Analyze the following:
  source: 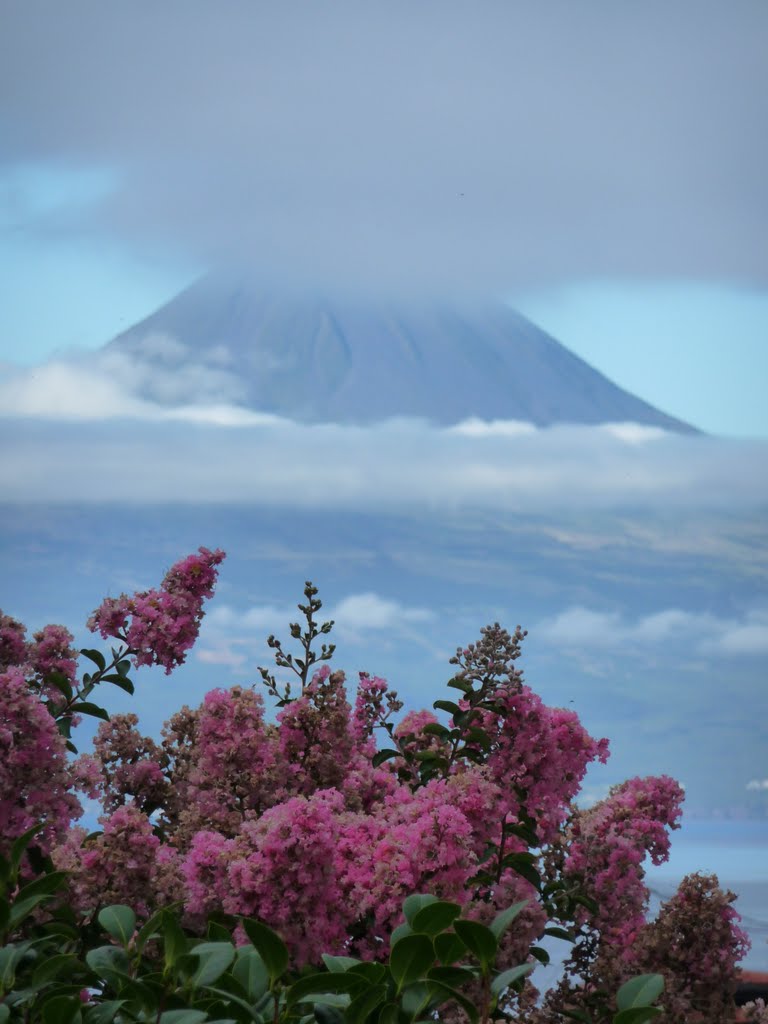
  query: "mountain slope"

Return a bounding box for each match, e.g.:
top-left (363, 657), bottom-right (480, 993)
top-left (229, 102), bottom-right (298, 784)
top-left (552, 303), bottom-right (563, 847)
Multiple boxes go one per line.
top-left (107, 275), bottom-right (697, 431)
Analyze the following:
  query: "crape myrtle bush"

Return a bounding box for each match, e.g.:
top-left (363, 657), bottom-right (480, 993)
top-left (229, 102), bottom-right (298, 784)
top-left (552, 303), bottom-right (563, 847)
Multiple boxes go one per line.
top-left (0, 547), bottom-right (751, 1023)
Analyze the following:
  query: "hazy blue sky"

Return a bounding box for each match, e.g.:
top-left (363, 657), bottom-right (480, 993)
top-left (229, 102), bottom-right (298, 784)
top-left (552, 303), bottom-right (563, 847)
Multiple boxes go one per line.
top-left (1, 1), bottom-right (767, 435)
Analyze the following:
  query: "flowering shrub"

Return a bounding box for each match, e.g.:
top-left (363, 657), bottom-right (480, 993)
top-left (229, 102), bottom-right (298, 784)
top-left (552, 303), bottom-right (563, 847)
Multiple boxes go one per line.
top-left (0, 551), bottom-right (754, 1023)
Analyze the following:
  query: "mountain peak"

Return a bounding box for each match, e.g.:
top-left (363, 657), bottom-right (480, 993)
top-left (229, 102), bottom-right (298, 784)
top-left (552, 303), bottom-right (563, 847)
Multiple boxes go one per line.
top-left (108, 276), bottom-right (697, 432)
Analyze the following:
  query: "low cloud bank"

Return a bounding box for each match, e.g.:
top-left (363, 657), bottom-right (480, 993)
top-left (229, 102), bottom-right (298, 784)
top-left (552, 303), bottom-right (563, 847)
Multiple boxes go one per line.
top-left (1, 350), bottom-right (766, 511)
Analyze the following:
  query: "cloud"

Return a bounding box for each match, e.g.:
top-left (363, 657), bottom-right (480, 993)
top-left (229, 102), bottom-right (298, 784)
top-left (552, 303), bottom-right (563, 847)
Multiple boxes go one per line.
top-left (196, 593), bottom-right (437, 672)
top-left (332, 593), bottom-right (435, 631)
top-left (1, 1), bottom-right (766, 293)
top-left (0, 349), bottom-right (286, 425)
top-left (536, 606), bottom-right (768, 658)
top-left (746, 779), bottom-right (768, 792)
top-left (1, 358), bottom-right (767, 517)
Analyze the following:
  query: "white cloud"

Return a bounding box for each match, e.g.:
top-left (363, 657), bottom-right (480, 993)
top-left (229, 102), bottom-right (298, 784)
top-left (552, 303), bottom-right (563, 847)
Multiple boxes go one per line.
top-left (332, 593), bottom-right (435, 631)
top-left (717, 611), bottom-right (768, 655)
top-left (448, 418), bottom-right (537, 438)
top-left (536, 606), bottom-right (768, 658)
top-left (746, 779), bottom-right (768, 792)
top-left (196, 645), bottom-right (247, 669)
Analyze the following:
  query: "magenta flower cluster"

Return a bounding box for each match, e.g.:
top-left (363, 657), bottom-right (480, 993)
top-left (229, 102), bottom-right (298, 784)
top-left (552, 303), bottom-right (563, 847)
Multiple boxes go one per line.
top-left (87, 546), bottom-right (225, 673)
top-left (0, 546), bottom-right (755, 1019)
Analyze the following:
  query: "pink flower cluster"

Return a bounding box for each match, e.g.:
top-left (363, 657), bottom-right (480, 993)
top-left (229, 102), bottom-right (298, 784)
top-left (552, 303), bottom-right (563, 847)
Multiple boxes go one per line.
top-left (0, 612), bottom-right (28, 671)
top-left (1, 547), bottom-right (751, 1016)
top-left (185, 686), bottom-right (281, 832)
top-left (0, 613), bottom-right (78, 699)
top-left (0, 666), bottom-right (82, 860)
top-left (635, 872), bottom-right (751, 1021)
top-left (87, 546), bottom-right (225, 673)
top-left (55, 804), bottom-right (161, 918)
top-left (483, 685), bottom-right (611, 844)
top-left (565, 775), bottom-right (685, 950)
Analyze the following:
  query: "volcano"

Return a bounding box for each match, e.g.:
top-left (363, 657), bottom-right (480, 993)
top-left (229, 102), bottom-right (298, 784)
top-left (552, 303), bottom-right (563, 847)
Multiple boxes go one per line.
top-left (107, 275), bottom-right (696, 431)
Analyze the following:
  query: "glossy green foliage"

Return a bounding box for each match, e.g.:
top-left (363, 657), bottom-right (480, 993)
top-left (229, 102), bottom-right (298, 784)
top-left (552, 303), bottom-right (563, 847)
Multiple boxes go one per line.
top-left (0, 836), bottom-right (665, 1024)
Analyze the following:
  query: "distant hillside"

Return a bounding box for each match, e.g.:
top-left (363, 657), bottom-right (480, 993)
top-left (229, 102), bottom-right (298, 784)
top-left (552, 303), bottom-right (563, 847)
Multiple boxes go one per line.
top-left (108, 275), bottom-right (697, 431)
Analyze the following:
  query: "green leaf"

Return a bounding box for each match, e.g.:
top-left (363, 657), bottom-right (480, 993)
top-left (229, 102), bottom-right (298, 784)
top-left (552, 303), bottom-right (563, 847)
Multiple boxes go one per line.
top-left (378, 1005), bottom-right (400, 1024)
top-left (135, 903), bottom-right (181, 956)
top-left (233, 946), bottom-right (269, 1000)
top-left (98, 905), bottom-right (136, 946)
top-left (286, 972), bottom-right (364, 1009)
top-left (427, 965), bottom-right (476, 988)
top-left (348, 962), bottom-right (387, 985)
top-left (10, 871), bottom-right (68, 927)
top-left (530, 945), bottom-right (550, 965)
top-left (425, 980), bottom-right (479, 1024)
top-left (613, 1010), bottom-right (662, 1024)
top-left (433, 700), bottom-right (463, 718)
top-left (371, 749), bottom-right (401, 768)
top-left (47, 669), bottom-right (74, 701)
top-left (346, 984), bottom-right (387, 1024)
top-left (446, 677), bottom-right (472, 693)
top-left (321, 954), bottom-right (362, 973)
top-left (9, 825), bottom-right (44, 880)
top-left (31, 953), bottom-right (83, 987)
top-left (452, 920), bottom-right (497, 971)
top-left (240, 918), bottom-right (289, 984)
top-left (196, 982), bottom-right (260, 1020)
top-left (489, 899), bottom-right (528, 941)
top-left (574, 893), bottom-right (599, 915)
top-left (102, 674), bottom-right (135, 695)
top-left (162, 910), bottom-right (189, 971)
top-left (501, 853), bottom-right (541, 889)
top-left (411, 900), bottom-right (461, 937)
top-left (158, 1012), bottom-right (209, 1024)
top-left (83, 1002), bottom-right (127, 1024)
top-left (434, 931), bottom-right (467, 965)
top-left (402, 893), bottom-right (438, 925)
top-left (399, 980), bottom-right (430, 1019)
top-left (189, 941), bottom-right (235, 987)
top-left (543, 925), bottom-right (574, 942)
top-left (0, 1004), bottom-right (9, 1024)
top-left (616, 974), bottom-right (664, 1011)
top-left (421, 723), bottom-right (450, 739)
top-left (504, 821), bottom-right (539, 846)
top-left (207, 920), bottom-right (232, 943)
top-left (85, 944), bottom-right (131, 983)
top-left (0, 898), bottom-right (9, 935)
top-left (0, 943), bottom-right (25, 989)
top-left (81, 648), bottom-right (107, 671)
top-left (490, 962), bottom-right (535, 997)
top-left (73, 701), bottom-right (110, 722)
top-left (389, 922), bottom-right (414, 945)
top-left (41, 994), bottom-right (83, 1024)
top-left (388, 934), bottom-right (435, 992)
top-left (314, 1006), bottom-right (345, 1024)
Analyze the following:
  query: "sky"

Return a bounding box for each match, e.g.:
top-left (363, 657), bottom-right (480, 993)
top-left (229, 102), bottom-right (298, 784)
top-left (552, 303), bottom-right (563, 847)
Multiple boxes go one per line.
top-left (1, 0), bottom-right (767, 854)
top-left (1, 1), bottom-right (767, 435)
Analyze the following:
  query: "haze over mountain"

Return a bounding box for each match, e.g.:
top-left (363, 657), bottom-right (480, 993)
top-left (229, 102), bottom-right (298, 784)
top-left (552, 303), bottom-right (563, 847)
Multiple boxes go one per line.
top-left (108, 275), bottom-right (695, 431)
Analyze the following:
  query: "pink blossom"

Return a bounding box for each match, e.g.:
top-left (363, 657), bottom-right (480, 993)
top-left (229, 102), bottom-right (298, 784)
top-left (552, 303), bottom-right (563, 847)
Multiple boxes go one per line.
top-left (0, 666), bottom-right (82, 860)
top-left (88, 547), bottom-right (225, 673)
top-left (0, 611), bottom-right (28, 670)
